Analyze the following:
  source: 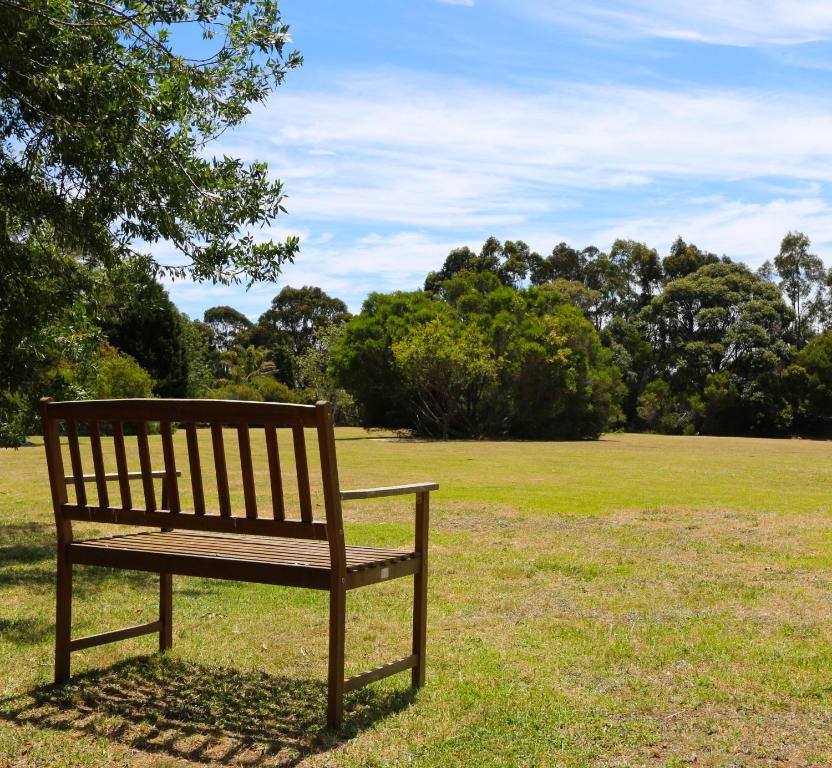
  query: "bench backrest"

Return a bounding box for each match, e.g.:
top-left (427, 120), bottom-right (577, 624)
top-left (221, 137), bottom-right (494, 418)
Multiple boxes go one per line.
top-left (40, 398), bottom-right (346, 567)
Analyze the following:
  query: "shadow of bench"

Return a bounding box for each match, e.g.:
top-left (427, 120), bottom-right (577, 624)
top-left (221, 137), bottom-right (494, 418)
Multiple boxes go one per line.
top-left (1, 656), bottom-right (416, 767)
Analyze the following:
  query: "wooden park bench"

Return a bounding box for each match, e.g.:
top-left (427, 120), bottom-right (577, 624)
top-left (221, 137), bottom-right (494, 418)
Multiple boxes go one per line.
top-left (39, 397), bottom-right (437, 726)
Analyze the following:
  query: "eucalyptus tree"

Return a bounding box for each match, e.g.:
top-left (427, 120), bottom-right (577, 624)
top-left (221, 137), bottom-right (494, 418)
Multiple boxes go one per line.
top-left (774, 231), bottom-right (825, 344)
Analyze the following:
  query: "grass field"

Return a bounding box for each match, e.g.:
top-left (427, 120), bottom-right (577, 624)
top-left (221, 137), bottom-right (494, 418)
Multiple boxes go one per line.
top-left (2, 429), bottom-right (832, 767)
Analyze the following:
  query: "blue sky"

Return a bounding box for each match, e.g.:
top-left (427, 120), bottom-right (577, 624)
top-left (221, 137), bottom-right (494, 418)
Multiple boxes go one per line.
top-left (164, 0), bottom-right (832, 318)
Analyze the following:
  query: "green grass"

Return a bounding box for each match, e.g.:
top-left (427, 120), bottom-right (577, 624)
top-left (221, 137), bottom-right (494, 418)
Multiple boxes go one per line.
top-left (2, 429), bottom-right (832, 766)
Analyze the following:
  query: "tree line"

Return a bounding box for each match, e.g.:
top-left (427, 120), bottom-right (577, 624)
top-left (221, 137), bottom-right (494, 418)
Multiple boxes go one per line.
top-left (335, 231), bottom-right (832, 439)
top-left (6, 230), bottom-right (830, 444)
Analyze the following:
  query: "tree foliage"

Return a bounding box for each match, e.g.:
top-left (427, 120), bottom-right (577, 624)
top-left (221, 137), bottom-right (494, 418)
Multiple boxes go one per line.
top-left (333, 268), bottom-right (622, 439)
top-left (203, 306), bottom-right (252, 353)
top-left (0, 0), bottom-right (302, 443)
top-left (0, 0), bottom-right (301, 282)
top-left (247, 286), bottom-right (350, 386)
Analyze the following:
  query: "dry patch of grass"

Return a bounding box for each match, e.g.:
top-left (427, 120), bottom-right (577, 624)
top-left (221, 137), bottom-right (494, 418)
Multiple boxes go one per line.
top-left (2, 431), bottom-right (832, 766)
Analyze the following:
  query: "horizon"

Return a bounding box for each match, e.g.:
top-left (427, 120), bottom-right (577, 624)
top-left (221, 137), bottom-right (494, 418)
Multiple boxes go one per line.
top-left (162, 1), bottom-right (832, 319)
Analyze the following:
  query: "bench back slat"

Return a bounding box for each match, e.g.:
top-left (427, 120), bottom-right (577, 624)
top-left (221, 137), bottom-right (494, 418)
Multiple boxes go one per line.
top-left (264, 425), bottom-right (285, 521)
top-left (136, 422), bottom-right (157, 511)
top-left (39, 398), bottom-right (343, 547)
top-left (160, 421), bottom-right (180, 514)
top-left (66, 420), bottom-right (87, 508)
top-left (88, 421), bottom-right (109, 509)
top-left (112, 421), bottom-right (132, 510)
top-left (293, 425), bottom-right (313, 523)
top-left (211, 422), bottom-right (232, 517)
top-left (185, 422), bottom-right (205, 515)
top-left (237, 425), bottom-right (257, 519)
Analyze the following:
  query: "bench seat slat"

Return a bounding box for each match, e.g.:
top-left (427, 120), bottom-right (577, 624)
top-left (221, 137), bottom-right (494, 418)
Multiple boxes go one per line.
top-left (67, 532), bottom-right (417, 590)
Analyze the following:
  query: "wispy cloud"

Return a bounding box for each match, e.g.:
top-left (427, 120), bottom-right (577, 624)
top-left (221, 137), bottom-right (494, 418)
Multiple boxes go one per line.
top-left (231, 70), bottom-right (832, 228)
top-left (586, 197), bottom-right (832, 265)
top-left (167, 68), bottom-right (832, 315)
top-left (166, 230), bottom-right (462, 317)
top-left (514, 1), bottom-right (832, 46)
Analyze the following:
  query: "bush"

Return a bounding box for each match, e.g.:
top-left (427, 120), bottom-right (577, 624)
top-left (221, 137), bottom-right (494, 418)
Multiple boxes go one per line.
top-left (94, 349), bottom-right (154, 399)
top-left (208, 377), bottom-right (300, 403)
top-left (0, 390), bottom-right (36, 447)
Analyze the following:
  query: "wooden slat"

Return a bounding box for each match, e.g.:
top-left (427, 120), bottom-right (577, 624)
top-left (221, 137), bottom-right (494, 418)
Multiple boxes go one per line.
top-left (111, 422), bottom-right (132, 510)
top-left (63, 469), bottom-right (178, 484)
top-left (136, 422), bottom-right (156, 511)
top-left (68, 543), bottom-right (332, 590)
top-left (343, 654), bottom-right (418, 693)
top-left (65, 419), bottom-right (86, 508)
top-left (159, 421), bottom-right (180, 513)
top-left (88, 421), bottom-right (109, 509)
top-left (62, 504), bottom-right (329, 539)
top-left (211, 424), bottom-right (231, 517)
top-left (48, 398), bottom-right (318, 427)
top-left (75, 531), bottom-right (412, 565)
top-left (69, 621), bottom-right (162, 651)
top-left (341, 482), bottom-right (440, 500)
top-left (237, 425), bottom-right (257, 519)
top-left (346, 557), bottom-right (420, 589)
top-left (293, 426), bottom-right (313, 523)
top-left (185, 423), bottom-right (205, 515)
top-left (264, 426), bottom-right (285, 520)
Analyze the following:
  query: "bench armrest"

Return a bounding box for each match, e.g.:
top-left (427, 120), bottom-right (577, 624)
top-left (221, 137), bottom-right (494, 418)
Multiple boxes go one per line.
top-left (340, 482), bottom-right (438, 501)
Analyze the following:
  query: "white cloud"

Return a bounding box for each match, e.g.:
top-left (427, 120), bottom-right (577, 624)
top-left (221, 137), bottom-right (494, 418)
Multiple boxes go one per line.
top-left (436, 0), bottom-right (474, 5)
top-left (234, 71), bottom-right (832, 231)
top-left (165, 68), bottom-right (832, 317)
top-left (586, 197), bottom-right (832, 267)
top-left (514, 1), bottom-right (832, 46)
top-left (166, 230), bottom-right (463, 317)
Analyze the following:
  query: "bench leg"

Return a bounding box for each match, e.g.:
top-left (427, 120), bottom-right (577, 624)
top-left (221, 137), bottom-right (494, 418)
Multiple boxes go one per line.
top-left (412, 492), bottom-right (429, 688)
top-left (159, 573), bottom-right (173, 652)
top-left (55, 551), bottom-right (72, 683)
top-left (327, 586), bottom-right (346, 728)
top-left (412, 570), bottom-right (427, 688)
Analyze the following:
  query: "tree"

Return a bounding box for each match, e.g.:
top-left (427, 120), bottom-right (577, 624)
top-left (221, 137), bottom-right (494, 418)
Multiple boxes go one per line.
top-left (662, 237), bottom-right (720, 282)
top-left (249, 286), bottom-right (349, 386)
top-left (393, 318), bottom-right (497, 439)
top-left (203, 306), bottom-right (253, 353)
top-left (179, 316), bottom-right (214, 398)
top-left (296, 322), bottom-right (357, 425)
top-left (645, 262), bottom-right (793, 435)
top-left (497, 240), bottom-right (532, 287)
top-left (774, 231), bottom-right (825, 344)
top-left (793, 331), bottom-right (832, 433)
top-left (220, 345), bottom-right (275, 384)
top-left (331, 291), bottom-right (447, 427)
top-left (0, 0), bottom-right (302, 442)
top-left (99, 264), bottom-right (189, 397)
top-left (610, 239), bottom-right (663, 306)
top-left (334, 273), bottom-right (623, 439)
top-left (94, 345), bottom-right (154, 399)
top-left (0, 0), bottom-right (301, 283)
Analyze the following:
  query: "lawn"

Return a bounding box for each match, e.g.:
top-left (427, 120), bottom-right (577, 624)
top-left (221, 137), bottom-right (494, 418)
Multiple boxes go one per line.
top-left (2, 429), bottom-right (832, 767)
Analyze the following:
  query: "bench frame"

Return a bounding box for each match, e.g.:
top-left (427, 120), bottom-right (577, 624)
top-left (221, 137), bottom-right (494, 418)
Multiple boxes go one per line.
top-left (40, 397), bottom-right (437, 727)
